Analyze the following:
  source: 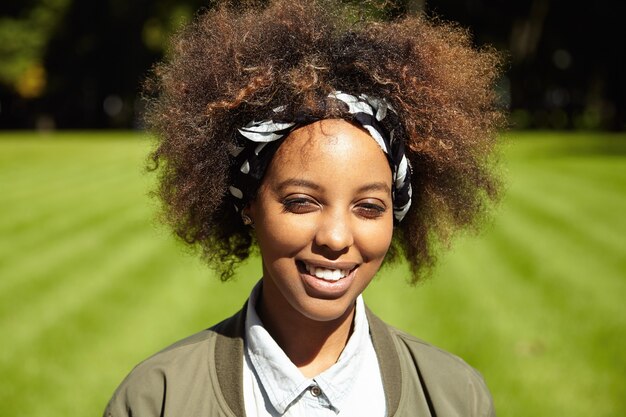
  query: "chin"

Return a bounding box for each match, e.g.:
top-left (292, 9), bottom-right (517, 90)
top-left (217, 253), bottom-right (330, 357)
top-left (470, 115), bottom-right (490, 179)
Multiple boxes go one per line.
top-left (293, 295), bottom-right (358, 323)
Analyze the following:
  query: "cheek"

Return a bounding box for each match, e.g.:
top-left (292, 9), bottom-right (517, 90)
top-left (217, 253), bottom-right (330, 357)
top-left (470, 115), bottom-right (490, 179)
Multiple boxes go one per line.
top-left (355, 220), bottom-right (394, 261)
top-left (255, 212), bottom-right (316, 257)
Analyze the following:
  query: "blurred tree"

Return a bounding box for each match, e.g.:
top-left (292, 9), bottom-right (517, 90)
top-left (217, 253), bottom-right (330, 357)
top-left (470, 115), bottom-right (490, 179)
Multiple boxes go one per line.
top-left (39, 0), bottom-right (205, 129)
top-left (426, 0), bottom-right (626, 130)
top-left (0, 0), bottom-right (70, 99)
top-left (0, 0), bottom-right (205, 129)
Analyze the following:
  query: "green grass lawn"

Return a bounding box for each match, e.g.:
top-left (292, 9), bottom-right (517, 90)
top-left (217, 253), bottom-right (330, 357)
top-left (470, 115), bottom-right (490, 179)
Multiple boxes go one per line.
top-left (0, 130), bottom-right (624, 416)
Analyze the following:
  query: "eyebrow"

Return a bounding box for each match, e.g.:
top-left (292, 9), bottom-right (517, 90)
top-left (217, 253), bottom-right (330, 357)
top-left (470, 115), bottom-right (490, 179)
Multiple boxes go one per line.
top-left (275, 178), bottom-right (391, 195)
top-left (357, 182), bottom-right (392, 195)
top-left (275, 178), bottom-right (322, 192)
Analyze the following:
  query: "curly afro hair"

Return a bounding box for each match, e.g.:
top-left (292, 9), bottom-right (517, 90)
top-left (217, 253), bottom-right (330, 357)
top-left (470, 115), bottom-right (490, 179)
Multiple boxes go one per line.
top-left (144, 0), bottom-right (505, 283)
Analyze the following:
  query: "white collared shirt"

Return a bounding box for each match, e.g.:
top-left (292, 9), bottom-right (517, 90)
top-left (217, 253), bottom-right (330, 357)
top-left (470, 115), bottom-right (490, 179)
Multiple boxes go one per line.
top-left (243, 282), bottom-right (387, 416)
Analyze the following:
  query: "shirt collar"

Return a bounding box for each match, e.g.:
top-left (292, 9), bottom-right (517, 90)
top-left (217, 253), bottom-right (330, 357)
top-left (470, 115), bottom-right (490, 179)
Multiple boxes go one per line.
top-left (244, 281), bottom-right (371, 414)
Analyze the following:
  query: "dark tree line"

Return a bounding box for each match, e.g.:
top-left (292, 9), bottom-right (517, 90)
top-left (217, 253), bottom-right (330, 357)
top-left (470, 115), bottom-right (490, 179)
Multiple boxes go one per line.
top-left (0, 0), bottom-right (624, 130)
top-left (430, 0), bottom-right (625, 130)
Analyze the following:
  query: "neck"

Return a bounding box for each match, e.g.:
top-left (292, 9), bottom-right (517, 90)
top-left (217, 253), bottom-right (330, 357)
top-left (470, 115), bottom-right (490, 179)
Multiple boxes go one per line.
top-left (257, 286), bottom-right (356, 378)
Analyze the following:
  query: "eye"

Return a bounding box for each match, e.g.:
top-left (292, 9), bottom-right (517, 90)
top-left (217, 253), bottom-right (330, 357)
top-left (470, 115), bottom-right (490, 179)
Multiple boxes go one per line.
top-left (354, 201), bottom-right (387, 219)
top-left (282, 196), bottom-right (319, 214)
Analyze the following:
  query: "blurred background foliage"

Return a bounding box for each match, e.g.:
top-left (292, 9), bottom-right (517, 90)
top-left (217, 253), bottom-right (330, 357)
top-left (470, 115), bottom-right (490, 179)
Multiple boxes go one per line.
top-left (0, 0), bottom-right (624, 130)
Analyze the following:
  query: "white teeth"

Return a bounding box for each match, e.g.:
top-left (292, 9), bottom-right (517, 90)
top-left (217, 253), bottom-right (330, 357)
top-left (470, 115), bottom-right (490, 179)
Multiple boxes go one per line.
top-left (304, 264), bottom-right (350, 281)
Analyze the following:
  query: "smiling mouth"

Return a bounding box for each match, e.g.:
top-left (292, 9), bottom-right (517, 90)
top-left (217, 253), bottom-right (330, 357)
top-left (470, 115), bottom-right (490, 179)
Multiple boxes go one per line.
top-left (299, 261), bottom-right (355, 282)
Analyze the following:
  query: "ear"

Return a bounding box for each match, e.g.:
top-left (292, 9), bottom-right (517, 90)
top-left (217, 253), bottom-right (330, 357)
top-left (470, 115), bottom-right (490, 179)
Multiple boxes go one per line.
top-left (241, 204), bottom-right (255, 228)
top-left (242, 203), bottom-right (253, 220)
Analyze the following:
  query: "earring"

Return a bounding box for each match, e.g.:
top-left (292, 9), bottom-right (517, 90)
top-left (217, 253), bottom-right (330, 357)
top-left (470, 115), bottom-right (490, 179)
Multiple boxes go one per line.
top-left (241, 212), bottom-right (254, 227)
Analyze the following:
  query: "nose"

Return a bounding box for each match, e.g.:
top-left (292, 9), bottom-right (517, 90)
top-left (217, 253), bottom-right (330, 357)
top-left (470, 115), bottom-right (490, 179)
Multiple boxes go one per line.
top-left (314, 208), bottom-right (354, 253)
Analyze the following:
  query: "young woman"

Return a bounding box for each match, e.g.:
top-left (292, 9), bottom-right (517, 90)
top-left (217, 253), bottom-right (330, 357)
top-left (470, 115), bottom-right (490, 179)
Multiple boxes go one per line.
top-left (104, 1), bottom-right (503, 416)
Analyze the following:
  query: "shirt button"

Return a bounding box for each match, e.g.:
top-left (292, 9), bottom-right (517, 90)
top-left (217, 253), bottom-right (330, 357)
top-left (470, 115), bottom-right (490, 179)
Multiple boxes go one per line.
top-left (310, 385), bottom-right (322, 397)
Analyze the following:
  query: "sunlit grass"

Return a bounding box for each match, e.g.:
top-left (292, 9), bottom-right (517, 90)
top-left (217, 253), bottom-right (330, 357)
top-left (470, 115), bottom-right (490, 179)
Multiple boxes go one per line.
top-left (0, 130), bottom-right (624, 416)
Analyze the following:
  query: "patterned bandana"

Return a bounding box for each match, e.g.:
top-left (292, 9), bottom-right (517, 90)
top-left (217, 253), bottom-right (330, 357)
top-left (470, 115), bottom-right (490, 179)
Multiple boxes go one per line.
top-left (228, 91), bottom-right (412, 222)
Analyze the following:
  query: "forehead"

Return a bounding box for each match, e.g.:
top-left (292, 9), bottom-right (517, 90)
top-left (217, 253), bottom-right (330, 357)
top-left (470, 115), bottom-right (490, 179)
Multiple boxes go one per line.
top-left (265, 119), bottom-right (392, 184)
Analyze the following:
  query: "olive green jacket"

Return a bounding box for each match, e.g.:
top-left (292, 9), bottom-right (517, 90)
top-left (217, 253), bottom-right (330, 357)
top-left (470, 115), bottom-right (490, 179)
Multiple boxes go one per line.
top-left (104, 305), bottom-right (495, 416)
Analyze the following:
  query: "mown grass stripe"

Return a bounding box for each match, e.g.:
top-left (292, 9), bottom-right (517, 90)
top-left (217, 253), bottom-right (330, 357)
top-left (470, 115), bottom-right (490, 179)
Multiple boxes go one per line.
top-left (511, 158), bottom-right (626, 211)
top-left (0, 220), bottom-right (167, 363)
top-left (0, 134), bottom-right (148, 163)
top-left (0, 156), bottom-right (150, 234)
top-left (0, 213), bottom-right (151, 332)
top-left (0, 161), bottom-right (147, 211)
top-left (547, 157), bottom-right (626, 187)
top-left (487, 202), bottom-right (625, 334)
top-left (489, 197), bottom-right (625, 323)
top-left (504, 167), bottom-right (626, 265)
top-left (0, 237), bottom-right (177, 416)
top-left (423, 190), bottom-right (626, 417)
top-left (480, 222), bottom-right (626, 417)
top-left (0, 201), bottom-right (150, 302)
top-left (0, 183), bottom-right (151, 265)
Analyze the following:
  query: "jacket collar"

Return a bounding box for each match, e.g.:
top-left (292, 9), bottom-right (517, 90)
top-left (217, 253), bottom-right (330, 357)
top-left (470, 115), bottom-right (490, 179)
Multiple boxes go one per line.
top-left (213, 303), bottom-right (248, 417)
top-left (366, 305), bottom-right (403, 414)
